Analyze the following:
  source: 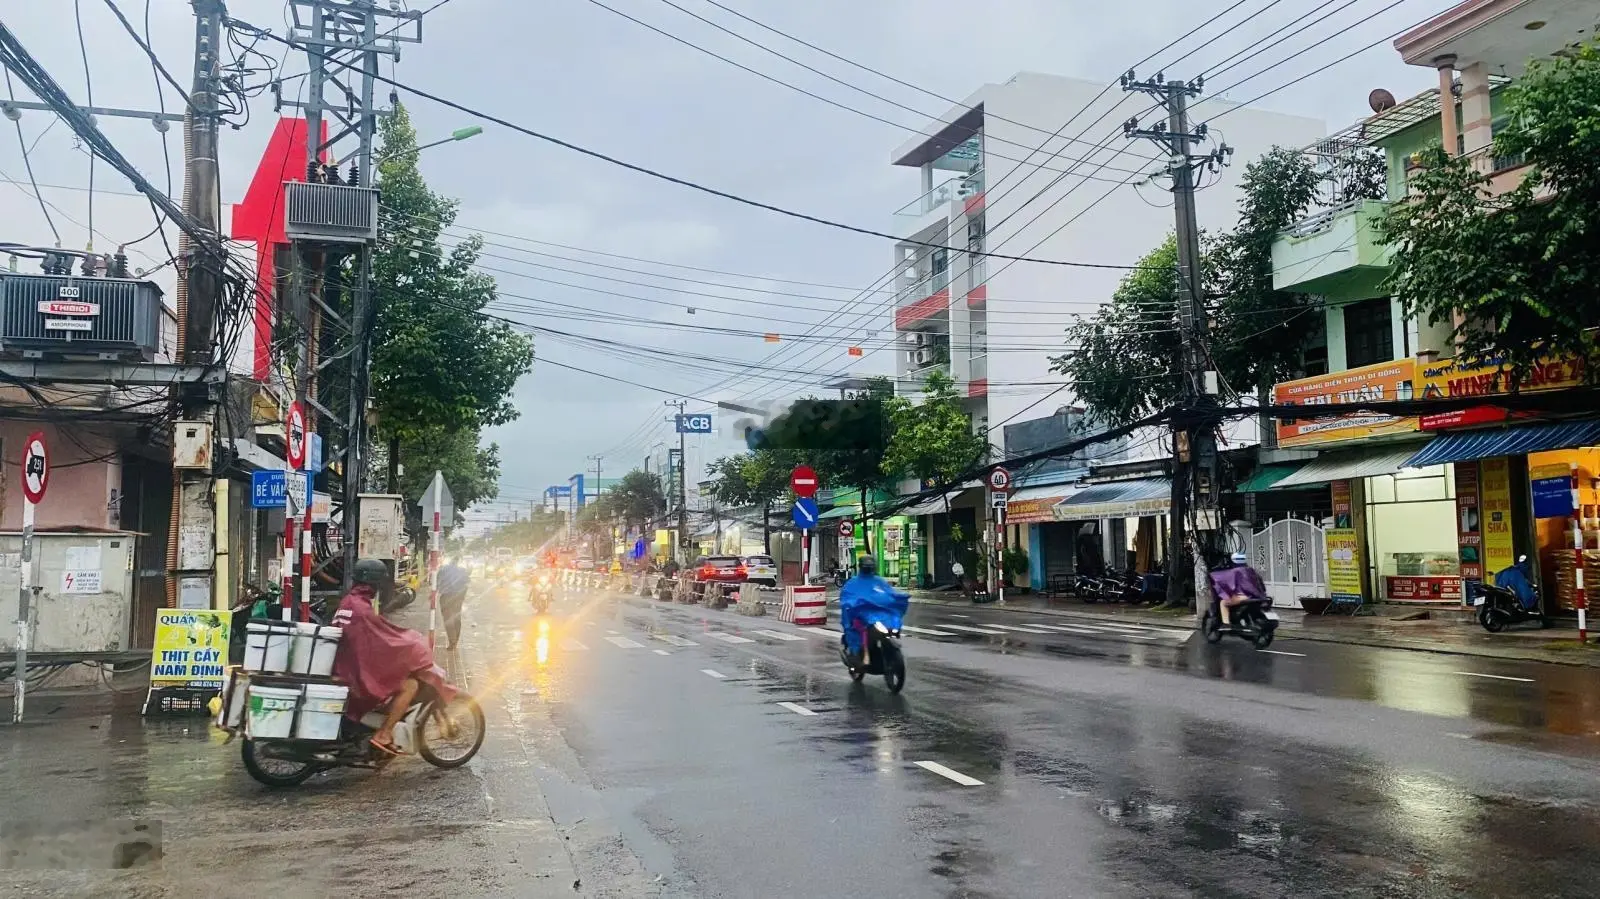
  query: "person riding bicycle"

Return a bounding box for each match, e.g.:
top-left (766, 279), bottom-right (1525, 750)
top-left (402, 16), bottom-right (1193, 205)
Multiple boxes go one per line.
top-left (331, 558), bottom-right (456, 756)
top-left (838, 555), bottom-right (909, 669)
top-left (1209, 551), bottom-right (1268, 627)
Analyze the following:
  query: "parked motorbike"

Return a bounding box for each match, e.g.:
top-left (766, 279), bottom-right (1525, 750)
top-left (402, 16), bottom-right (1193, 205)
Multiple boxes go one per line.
top-left (839, 618), bottom-right (907, 693)
top-left (1200, 597), bottom-right (1279, 648)
top-left (1473, 556), bottom-right (1547, 632)
top-left (237, 678), bottom-right (485, 788)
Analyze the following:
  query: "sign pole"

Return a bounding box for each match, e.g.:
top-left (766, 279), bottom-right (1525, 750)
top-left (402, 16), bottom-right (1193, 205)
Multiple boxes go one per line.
top-left (15, 432), bottom-right (49, 724)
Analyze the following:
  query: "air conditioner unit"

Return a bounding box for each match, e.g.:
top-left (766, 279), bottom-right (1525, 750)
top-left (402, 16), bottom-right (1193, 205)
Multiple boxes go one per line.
top-left (912, 348), bottom-right (931, 366)
top-left (903, 331), bottom-right (927, 348)
top-left (0, 272), bottom-right (163, 360)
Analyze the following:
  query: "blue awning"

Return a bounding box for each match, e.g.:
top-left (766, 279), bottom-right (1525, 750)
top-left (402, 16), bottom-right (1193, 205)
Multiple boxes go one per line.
top-left (1051, 478), bottom-right (1170, 522)
top-left (1403, 420), bottom-right (1600, 469)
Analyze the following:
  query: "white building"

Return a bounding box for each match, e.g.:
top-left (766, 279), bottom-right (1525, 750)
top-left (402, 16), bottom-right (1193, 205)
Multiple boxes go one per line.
top-left (886, 71), bottom-right (1326, 442)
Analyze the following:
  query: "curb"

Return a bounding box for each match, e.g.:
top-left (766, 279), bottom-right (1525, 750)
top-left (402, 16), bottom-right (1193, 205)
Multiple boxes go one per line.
top-left (905, 596), bottom-right (1600, 669)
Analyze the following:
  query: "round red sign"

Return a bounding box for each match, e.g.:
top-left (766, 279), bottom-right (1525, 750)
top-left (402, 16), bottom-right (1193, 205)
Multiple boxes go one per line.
top-left (838, 519), bottom-right (854, 538)
top-left (790, 464), bottom-right (818, 498)
top-left (987, 467), bottom-right (1011, 491)
top-left (286, 402), bottom-right (307, 470)
top-left (20, 431), bottom-right (48, 505)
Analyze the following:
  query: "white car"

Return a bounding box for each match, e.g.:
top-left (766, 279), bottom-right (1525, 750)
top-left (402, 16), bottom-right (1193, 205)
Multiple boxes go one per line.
top-left (743, 554), bottom-right (778, 587)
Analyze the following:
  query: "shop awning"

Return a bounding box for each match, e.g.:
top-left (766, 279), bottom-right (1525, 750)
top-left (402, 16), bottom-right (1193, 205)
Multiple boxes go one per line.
top-left (1006, 484), bottom-right (1071, 523)
top-left (899, 491), bottom-right (964, 518)
top-left (819, 505), bottom-right (859, 520)
top-left (1272, 445), bottom-right (1422, 488)
top-left (1403, 419), bottom-right (1600, 469)
top-left (1051, 478), bottom-right (1170, 522)
top-left (1236, 463), bottom-right (1304, 493)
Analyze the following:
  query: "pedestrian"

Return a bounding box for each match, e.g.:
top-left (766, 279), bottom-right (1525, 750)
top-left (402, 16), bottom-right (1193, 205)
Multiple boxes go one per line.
top-left (437, 556), bottom-right (471, 649)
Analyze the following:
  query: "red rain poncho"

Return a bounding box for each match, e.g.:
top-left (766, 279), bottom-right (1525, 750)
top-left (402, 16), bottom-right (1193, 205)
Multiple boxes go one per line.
top-left (331, 584), bottom-right (456, 719)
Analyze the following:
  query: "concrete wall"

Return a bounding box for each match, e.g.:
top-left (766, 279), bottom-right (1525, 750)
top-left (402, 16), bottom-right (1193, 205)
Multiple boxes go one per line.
top-left (0, 532), bottom-right (138, 653)
top-left (0, 421), bottom-right (121, 532)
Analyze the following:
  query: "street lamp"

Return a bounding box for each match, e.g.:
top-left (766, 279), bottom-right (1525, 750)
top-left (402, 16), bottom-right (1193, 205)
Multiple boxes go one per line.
top-left (360, 125), bottom-right (484, 166)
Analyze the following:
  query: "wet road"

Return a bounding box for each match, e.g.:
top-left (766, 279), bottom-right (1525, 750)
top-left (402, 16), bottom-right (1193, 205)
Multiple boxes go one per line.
top-left (7, 582), bottom-right (1600, 897)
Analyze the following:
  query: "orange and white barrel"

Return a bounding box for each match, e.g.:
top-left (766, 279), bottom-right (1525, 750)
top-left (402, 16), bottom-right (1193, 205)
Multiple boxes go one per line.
top-left (790, 585), bottom-right (828, 626)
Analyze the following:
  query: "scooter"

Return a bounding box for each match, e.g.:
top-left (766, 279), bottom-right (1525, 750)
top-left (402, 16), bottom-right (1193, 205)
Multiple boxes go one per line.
top-left (840, 617), bottom-right (907, 694)
top-left (1200, 597), bottom-right (1280, 648)
top-left (530, 573), bottom-right (556, 615)
top-left (1473, 556), bottom-right (1547, 632)
top-left (230, 675), bottom-right (485, 788)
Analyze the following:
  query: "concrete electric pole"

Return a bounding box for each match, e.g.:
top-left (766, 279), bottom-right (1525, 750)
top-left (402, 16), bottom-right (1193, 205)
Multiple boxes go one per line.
top-left (1120, 71), bottom-right (1232, 606)
top-left (664, 400), bottom-right (688, 563)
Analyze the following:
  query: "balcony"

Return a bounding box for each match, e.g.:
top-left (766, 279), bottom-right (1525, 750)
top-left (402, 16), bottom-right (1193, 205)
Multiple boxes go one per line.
top-left (1270, 199), bottom-right (1393, 299)
top-left (893, 271), bottom-right (952, 329)
top-left (893, 169), bottom-right (985, 219)
top-left (1464, 145), bottom-right (1548, 201)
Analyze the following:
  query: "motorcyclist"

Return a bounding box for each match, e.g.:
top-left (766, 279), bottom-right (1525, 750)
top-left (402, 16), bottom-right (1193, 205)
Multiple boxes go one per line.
top-left (331, 558), bottom-right (457, 756)
top-left (838, 555), bottom-right (909, 669)
top-left (1209, 551), bottom-right (1268, 627)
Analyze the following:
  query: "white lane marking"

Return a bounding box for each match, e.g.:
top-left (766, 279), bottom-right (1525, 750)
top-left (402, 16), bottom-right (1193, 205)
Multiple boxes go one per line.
top-left (652, 649), bottom-right (671, 656)
top-left (604, 635), bottom-right (645, 649)
top-left (606, 629), bottom-right (619, 635)
top-left (901, 625), bottom-right (958, 637)
top-left (777, 701), bottom-right (819, 717)
top-left (1453, 671), bottom-right (1535, 683)
top-left (708, 632), bottom-right (755, 644)
top-left (560, 640), bottom-right (589, 651)
top-left (1030, 623), bottom-right (1106, 634)
top-left (947, 614), bottom-right (971, 618)
top-left (700, 668), bottom-right (727, 679)
top-left (914, 761), bottom-right (985, 786)
top-left (940, 624), bottom-right (1009, 635)
top-left (1259, 649), bottom-right (1306, 657)
top-left (654, 634), bottom-right (698, 646)
top-left (983, 623), bottom-right (1057, 634)
top-left (753, 629), bottom-right (806, 642)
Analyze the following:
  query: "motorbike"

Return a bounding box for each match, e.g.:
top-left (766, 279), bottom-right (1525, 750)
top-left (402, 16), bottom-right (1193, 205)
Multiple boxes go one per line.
top-left (236, 676), bottom-right (485, 788)
top-left (1473, 556), bottom-right (1547, 632)
top-left (530, 573), bottom-right (555, 615)
top-left (839, 617), bottom-right (907, 693)
top-left (1200, 597), bottom-right (1279, 648)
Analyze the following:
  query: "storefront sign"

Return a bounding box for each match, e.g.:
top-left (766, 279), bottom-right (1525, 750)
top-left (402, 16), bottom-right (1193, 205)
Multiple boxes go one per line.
top-left (1417, 353), bottom-right (1585, 429)
top-left (1530, 462), bottom-right (1575, 519)
top-left (1326, 528), bottom-right (1363, 601)
top-left (1454, 461), bottom-right (1483, 581)
top-left (1272, 359), bottom-right (1418, 447)
top-left (1385, 575), bottom-right (1463, 601)
top-left (1006, 495), bottom-right (1064, 524)
top-left (1330, 480), bottom-right (1354, 529)
top-left (1480, 457), bottom-right (1515, 576)
top-left (148, 609), bottom-right (230, 688)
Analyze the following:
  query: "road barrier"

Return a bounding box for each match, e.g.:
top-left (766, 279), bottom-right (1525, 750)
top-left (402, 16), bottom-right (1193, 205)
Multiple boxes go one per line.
top-left (735, 584), bottom-right (770, 616)
top-left (780, 585), bottom-right (828, 626)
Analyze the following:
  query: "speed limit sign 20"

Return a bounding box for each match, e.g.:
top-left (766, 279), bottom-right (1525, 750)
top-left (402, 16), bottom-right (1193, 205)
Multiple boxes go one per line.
top-left (20, 430), bottom-right (49, 504)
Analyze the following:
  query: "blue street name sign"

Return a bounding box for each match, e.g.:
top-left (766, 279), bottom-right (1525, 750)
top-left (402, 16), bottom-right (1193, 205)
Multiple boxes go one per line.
top-left (792, 496), bottom-right (819, 529)
top-left (250, 469), bottom-right (312, 509)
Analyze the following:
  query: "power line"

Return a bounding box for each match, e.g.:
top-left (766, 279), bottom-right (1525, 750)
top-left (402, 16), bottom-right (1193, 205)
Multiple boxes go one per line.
top-left (73, 0), bottom-right (95, 241)
top-left (3, 69), bottom-right (60, 243)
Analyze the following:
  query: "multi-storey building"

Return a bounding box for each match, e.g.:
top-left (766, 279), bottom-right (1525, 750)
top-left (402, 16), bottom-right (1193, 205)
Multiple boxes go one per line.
top-left (1263, 0), bottom-right (1598, 611)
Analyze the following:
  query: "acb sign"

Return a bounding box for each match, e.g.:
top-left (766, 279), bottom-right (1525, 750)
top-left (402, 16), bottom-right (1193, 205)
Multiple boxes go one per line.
top-left (675, 413), bottom-right (713, 434)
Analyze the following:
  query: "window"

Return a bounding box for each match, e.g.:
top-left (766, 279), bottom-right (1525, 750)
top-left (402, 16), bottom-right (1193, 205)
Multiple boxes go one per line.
top-left (1344, 298), bottom-right (1393, 368)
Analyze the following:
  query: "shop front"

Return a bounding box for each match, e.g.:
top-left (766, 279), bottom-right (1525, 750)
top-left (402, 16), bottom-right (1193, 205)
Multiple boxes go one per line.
top-left (1049, 479), bottom-right (1170, 576)
top-left (1005, 484), bottom-right (1073, 590)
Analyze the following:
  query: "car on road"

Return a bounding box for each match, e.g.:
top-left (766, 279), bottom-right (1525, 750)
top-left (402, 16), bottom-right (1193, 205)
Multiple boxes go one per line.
top-left (742, 554), bottom-right (778, 587)
top-left (692, 555), bottom-right (747, 598)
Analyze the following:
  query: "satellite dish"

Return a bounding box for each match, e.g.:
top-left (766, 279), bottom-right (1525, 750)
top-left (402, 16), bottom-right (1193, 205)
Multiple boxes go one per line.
top-left (1368, 89), bottom-right (1397, 113)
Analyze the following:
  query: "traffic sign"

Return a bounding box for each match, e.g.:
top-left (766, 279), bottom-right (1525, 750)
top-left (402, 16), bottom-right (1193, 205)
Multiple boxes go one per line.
top-left (285, 401), bottom-right (307, 469)
top-left (837, 519), bottom-right (854, 538)
top-left (990, 493), bottom-right (1009, 509)
top-left (20, 431), bottom-right (48, 504)
top-left (792, 497), bottom-right (819, 529)
top-left (790, 465), bottom-right (819, 498)
top-left (987, 467), bottom-right (1011, 491)
top-left (675, 413), bottom-right (713, 434)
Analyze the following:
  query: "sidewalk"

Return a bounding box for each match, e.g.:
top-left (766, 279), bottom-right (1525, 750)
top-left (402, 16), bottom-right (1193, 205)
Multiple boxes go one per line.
top-left (904, 590), bottom-right (1600, 668)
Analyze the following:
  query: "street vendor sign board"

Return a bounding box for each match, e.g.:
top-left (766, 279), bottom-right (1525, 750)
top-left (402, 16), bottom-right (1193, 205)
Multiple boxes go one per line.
top-left (149, 609), bottom-right (230, 688)
top-left (1272, 359), bottom-right (1418, 447)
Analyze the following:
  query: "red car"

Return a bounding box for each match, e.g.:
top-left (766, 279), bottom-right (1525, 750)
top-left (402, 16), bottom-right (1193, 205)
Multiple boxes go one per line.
top-left (692, 555), bottom-right (747, 598)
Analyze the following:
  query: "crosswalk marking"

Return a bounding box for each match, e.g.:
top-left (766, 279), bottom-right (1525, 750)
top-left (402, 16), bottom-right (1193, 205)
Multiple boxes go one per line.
top-left (901, 624), bottom-right (958, 637)
top-left (1028, 623), bottom-right (1105, 634)
top-left (940, 624), bottom-right (1009, 635)
top-left (604, 635), bottom-right (645, 649)
top-left (914, 760), bottom-right (985, 786)
top-left (653, 634), bottom-right (698, 646)
top-left (700, 669), bottom-right (727, 679)
top-left (983, 623), bottom-right (1057, 634)
top-left (753, 629), bottom-right (806, 642)
top-left (708, 632), bottom-right (755, 644)
top-left (560, 639), bottom-right (589, 651)
top-left (777, 701), bottom-right (819, 717)
top-left (652, 649), bottom-right (671, 656)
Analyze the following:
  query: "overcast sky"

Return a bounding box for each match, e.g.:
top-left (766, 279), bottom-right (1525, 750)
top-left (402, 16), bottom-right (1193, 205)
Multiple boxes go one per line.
top-left (2, 0), bottom-right (1448, 520)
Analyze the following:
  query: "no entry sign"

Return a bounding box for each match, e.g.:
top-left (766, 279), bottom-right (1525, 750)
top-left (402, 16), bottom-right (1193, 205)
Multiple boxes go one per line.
top-left (20, 431), bottom-right (48, 504)
top-left (790, 465), bottom-right (818, 498)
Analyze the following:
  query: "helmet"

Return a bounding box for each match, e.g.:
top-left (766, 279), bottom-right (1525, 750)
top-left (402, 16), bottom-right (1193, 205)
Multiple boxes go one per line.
top-left (1230, 552), bottom-right (1249, 566)
top-left (350, 558), bottom-right (390, 586)
top-left (857, 555), bottom-right (878, 576)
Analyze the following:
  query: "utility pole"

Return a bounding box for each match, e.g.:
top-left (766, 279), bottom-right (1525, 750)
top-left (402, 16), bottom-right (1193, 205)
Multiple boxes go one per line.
top-left (588, 454), bottom-right (604, 496)
top-left (1121, 71), bottom-right (1231, 607)
top-left (665, 400), bottom-right (687, 563)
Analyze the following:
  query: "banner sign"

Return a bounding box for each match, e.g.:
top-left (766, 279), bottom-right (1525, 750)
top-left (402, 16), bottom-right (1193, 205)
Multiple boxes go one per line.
top-left (1455, 461), bottom-right (1483, 581)
top-left (149, 609), bottom-right (230, 688)
top-left (1385, 575), bottom-right (1463, 602)
top-left (1272, 358), bottom-right (1418, 447)
top-left (1326, 528), bottom-right (1363, 601)
top-left (1480, 457), bottom-right (1516, 576)
top-left (1417, 353), bottom-right (1584, 429)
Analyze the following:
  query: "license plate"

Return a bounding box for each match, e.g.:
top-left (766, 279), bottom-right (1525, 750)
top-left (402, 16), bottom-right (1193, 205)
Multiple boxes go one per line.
top-left (1473, 596), bottom-right (1486, 606)
top-left (1264, 611), bottom-right (1280, 621)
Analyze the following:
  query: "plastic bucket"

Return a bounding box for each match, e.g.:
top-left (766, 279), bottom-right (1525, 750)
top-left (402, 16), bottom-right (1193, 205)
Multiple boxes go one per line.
top-left (219, 668), bottom-right (249, 729)
top-left (243, 621), bottom-right (294, 673)
top-left (246, 685), bottom-right (300, 739)
top-left (295, 683), bottom-right (348, 741)
top-left (288, 623), bottom-right (343, 677)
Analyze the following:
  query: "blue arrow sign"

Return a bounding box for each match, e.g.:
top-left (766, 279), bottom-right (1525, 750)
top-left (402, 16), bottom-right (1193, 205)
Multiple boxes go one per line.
top-left (792, 497), bottom-right (819, 529)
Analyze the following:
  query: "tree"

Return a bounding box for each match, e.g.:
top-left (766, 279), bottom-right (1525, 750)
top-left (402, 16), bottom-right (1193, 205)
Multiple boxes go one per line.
top-left (766, 379), bottom-right (896, 554)
top-left (394, 425), bottom-right (502, 524)
top-left (882, 370), bottom-right (988, 512)
top-left (371, 103), bottom-right (536, 502)
top-left (596, 470), bottom-right (667, 531)
top-left (1379, 40), bottom-right (1600, 384)
top-left (707, 449), bottom-right (795, 553)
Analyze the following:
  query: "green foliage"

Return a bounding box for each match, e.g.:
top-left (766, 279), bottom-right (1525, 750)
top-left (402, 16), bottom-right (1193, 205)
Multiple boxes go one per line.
top-left (371, 104), bottom-right (535, 512)
top-left (707, 449), bottom-right (796, 510)
top-left (881, 369), bottom-right (987, 491)
top-left (593, 469), bottom-right (668, 529)
top-left (1002, 546), bottom-right (1029, 577)
top-left (395, 426), bottom-right (501, 524)
top-left (1380, 40), bottom-right (1600, 383)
